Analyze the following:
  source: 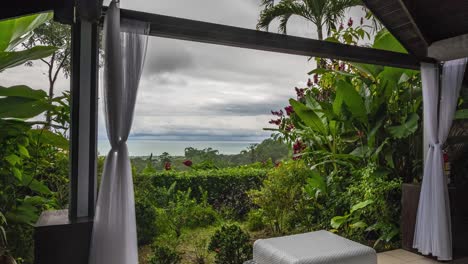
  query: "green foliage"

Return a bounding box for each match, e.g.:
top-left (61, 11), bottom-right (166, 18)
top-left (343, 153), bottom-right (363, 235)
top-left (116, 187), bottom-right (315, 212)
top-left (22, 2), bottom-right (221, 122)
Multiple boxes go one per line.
top-left (0, 13), bottom-right (70, 263)
top-left (135, 198), bottom-right (160, 246)
top-left (264, 27), bottom-right (422, 249)
top-left (331, 200), bottom-right (374, 231)
top-left (165, 188), bottom-right (219, 237)
top-left (249, 160), bottom-right (313, 234)
top-left (148, 244), bottom-right (181, 264)
top-left (150, 168), bottom-right (267, 218)
top-left (0, 46), bottom-right (57, 72)
top-left (246, 210), bottom-right (266, 232)
top-left (257, 0), bottom-right (362, 40)
top-left (0, 13), bottom-right (52, 51)
top-left (0, 85), bottom-right (51, 119)
top-left (208, 224), bottom-right (252, 264)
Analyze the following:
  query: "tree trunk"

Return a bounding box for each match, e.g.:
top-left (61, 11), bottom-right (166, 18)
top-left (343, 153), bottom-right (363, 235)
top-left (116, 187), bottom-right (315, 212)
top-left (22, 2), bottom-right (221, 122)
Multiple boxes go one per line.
top-left (316, 25), bottom-right (325, 68)
top-left (317, 25), bottom-right (323, 41)
top-left (45, 81), bottom-right (54, 128)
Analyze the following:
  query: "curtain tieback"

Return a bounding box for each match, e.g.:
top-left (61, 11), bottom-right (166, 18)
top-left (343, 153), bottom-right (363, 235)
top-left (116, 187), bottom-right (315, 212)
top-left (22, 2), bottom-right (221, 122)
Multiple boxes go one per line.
top-left (429, 143), bottom-right (442, 148)
top-left (111, 140), bottom-right (127, 151)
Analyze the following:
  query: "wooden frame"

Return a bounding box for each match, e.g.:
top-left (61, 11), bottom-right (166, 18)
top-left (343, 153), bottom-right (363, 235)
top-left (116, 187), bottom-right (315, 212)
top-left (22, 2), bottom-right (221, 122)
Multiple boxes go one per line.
top-left (118, 8), bottom-right (436, 70)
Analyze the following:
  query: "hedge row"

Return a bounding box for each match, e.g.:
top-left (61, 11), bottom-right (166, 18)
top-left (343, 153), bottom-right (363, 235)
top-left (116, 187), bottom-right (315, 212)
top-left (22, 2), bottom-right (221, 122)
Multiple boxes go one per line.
top-left (150, 168), bottom-right (268, 218)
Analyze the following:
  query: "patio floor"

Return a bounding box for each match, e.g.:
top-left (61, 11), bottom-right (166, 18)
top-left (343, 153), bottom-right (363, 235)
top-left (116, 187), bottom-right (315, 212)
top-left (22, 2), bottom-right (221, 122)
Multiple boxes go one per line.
top-left (378, 250), bottom-right (441, 263)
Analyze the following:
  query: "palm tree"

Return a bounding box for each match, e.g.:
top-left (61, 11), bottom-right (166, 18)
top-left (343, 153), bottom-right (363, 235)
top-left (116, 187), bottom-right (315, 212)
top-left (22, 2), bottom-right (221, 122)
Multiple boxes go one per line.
top-left (257, 0), bottom-right (362, 40)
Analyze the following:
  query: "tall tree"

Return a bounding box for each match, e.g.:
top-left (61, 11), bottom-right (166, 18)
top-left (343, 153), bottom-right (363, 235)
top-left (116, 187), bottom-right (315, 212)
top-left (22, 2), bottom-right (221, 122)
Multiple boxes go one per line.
top-left (24, 21), bottom-right (71, 127)
top-left (257, 0), bottom-right (362, 40)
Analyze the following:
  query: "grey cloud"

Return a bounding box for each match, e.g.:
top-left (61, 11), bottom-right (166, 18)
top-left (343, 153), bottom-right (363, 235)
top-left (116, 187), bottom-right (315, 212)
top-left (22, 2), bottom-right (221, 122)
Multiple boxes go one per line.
top-left (201, 99), bottom-right (287, 116)
top-left (144, 38), bottom-right (196, 74)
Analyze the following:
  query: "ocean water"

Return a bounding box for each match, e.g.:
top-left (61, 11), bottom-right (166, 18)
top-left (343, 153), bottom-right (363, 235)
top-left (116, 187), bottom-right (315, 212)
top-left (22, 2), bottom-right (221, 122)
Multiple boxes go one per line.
top-left (98, 139), bottom-right (258, 157)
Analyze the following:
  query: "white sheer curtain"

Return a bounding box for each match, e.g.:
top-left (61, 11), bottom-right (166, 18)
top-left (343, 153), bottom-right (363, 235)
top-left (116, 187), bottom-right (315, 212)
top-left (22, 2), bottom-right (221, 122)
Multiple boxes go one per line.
top-left (89, 2), bottom-right (149, 264)
top-left (414, 58), bottom-right (467, 261)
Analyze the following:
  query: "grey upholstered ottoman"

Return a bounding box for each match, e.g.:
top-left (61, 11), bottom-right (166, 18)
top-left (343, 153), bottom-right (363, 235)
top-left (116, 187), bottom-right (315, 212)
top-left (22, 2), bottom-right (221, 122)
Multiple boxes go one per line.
top-left (251, 230), bottom-right (376, 264)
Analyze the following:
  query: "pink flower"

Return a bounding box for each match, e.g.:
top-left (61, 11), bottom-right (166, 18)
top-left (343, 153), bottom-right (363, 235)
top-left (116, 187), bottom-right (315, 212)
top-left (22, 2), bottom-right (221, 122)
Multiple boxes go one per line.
top-left (183, 160), bottom-right (193, 167)
top-left (307, 78), bottom-right (313, 87)
top-left (271, 110), bottom-right (284, 116)
top-left (285, 123), bottom-right (295, 132)
top-left (339, 62), bottom-right (345, 71)
top-left (295, 87), bottom-right (305, 100)
top-left (164, 162), bottom-right (171, 170)
top-left (293, 140), bottom-right (306, 159)
top-left (443, 152), bottom-right (449, 163)
top-left (269, 119), bottom-right (282, 126)
top-left (348, 18), bottom-right (353, 27)
top-left (293, 140), bottom-right (306, 153)
top-left (285, 105), bottom-right (294, 116)
top-left (339, 23), bottom-right (344, 30)
top-left (313, 74), bottom-right (319, 84)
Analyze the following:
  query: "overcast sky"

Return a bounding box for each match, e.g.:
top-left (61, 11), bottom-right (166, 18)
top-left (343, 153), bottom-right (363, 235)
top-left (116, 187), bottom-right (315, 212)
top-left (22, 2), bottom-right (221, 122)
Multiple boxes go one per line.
top-left (2, 0), bottom-right (365, 142)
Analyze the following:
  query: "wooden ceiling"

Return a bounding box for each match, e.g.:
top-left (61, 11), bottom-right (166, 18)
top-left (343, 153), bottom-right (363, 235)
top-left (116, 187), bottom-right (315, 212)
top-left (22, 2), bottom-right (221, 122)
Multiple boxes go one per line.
top-left (403, 0), bottom-right (468, 43)
top-left (0, 0), bottom-right (99, 24)
top-left (364, 0), bottom-right (468, 57)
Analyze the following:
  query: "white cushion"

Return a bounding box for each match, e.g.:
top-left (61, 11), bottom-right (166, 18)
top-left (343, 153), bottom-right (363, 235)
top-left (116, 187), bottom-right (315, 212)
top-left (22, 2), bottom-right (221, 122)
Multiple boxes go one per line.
top-left (253, 230), bottom-right (377, 264)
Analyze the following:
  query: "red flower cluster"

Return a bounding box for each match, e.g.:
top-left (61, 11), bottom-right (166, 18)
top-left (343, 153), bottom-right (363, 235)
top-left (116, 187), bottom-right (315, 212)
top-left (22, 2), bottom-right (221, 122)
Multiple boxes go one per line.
top-left (285, 105), bottom-right (294, 116)
top-left (269, 119), bottom-right (281, 126)
top-left (348, 17), bottom-right (353, 27)
top-left (295, 87), bottom-right (305, 100)
top-left (293, 140), bottom-right (306, 160)
top-left (164, 162), bottom-right (171, 171)
top-left (183, 160), bottom-right (193, 167)
top-left (339, 23), bottom-right (344, 30)
top-left (271, 109), bottom-right (284, 116)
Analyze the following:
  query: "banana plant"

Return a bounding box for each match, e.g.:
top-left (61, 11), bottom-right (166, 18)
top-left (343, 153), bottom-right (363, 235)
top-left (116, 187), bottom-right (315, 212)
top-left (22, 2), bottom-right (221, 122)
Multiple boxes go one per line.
top-left (0, 13), bottom-right (56, 72)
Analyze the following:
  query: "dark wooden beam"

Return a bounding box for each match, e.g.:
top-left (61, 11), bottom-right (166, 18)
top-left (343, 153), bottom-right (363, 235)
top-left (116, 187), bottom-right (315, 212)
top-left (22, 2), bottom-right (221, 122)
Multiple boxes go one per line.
top-left (118, 8), bottom-right (435, 70)
top-left (69, 18), bottom-right (99, 220)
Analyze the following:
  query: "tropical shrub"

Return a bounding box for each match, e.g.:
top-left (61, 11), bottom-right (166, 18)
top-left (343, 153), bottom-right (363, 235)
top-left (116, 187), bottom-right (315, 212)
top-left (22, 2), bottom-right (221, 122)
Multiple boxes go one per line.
top-left (331, 200), bottom-right (374, 237)
top-left (208, 224), bottom-right (252, 264)
top-left (0, 13), bottom-right (70, 263)
top-left (150, 168), bottom-right (267, 218)
top-left (135, 198), bottom-right (159, 246)
top-left (246, 210), bottom-right (265, 232)
top-left (249, 160), bottom-right (316, 234)
top-left (265, 27), bottom-right (423, 248)
top-left (165, 188), bottom-right (219, 237)
top-left (148, 244), bottom-right (181, 264)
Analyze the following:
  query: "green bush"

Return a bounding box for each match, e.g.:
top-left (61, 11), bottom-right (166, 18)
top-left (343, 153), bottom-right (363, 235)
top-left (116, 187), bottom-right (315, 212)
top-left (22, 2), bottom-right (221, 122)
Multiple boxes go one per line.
top-left (249, 160), bottom-right (312, 234)
top-left (165, 188), bottom-right (219, 237)
top-left (135, 198), bottom-right (159, 246)
top-left (134, 174), bottom-right (173, 245)
top-left (246, 210), bottom-right (265, 232)
top-left (208, 224), bottom-right (252, 264)
top-left (148, 244), bottom-right (181, 264)
top-left (150, 168), bottom-right (267, 218)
